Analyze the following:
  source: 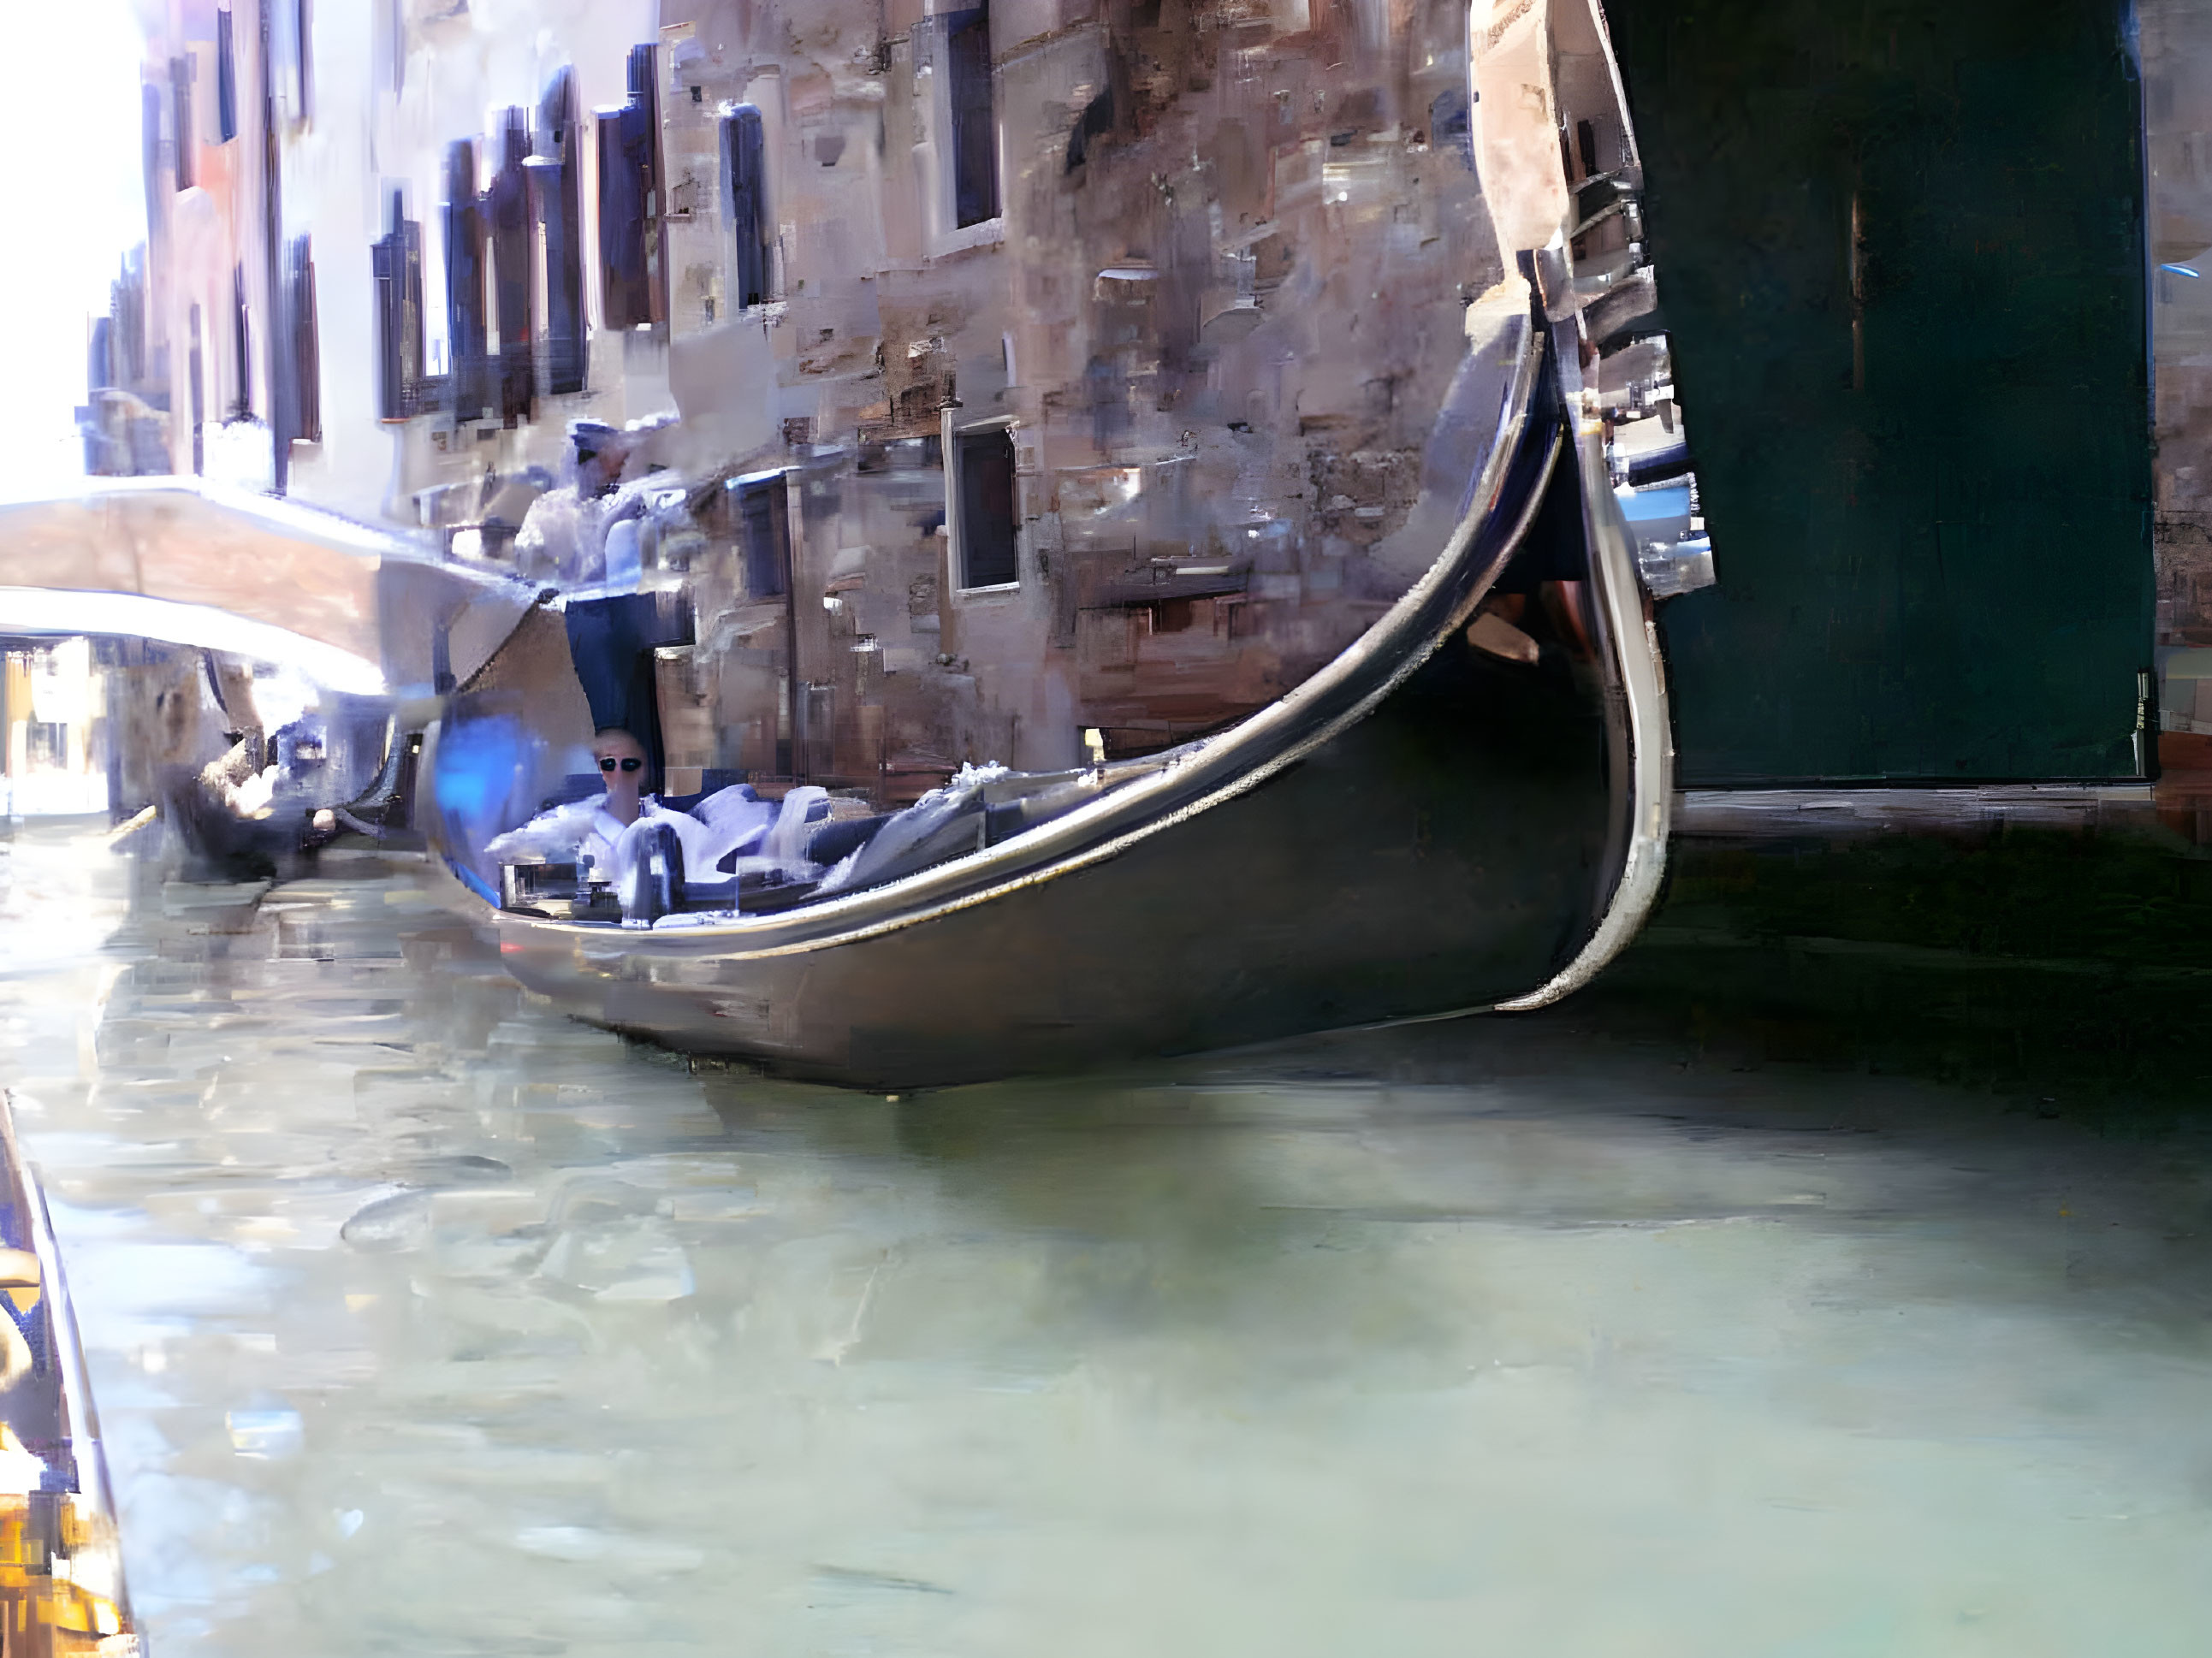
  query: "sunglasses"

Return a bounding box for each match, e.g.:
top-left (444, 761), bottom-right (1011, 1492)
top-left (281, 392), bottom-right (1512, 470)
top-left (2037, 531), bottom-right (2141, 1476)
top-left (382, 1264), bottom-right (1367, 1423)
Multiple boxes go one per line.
top-left (597, 756), bottom-right (644, 774)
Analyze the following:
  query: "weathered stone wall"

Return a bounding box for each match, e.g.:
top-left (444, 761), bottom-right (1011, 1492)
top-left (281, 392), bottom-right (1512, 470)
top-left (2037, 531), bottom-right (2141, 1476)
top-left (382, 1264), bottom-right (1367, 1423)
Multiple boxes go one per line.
top-left (2144, 0), bottom-right (2212, 641)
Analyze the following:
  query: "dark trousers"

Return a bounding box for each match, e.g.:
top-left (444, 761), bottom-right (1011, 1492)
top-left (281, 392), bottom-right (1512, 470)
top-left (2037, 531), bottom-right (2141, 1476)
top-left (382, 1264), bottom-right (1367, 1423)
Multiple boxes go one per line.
top-left (563, 594), bottom-right (691, 777)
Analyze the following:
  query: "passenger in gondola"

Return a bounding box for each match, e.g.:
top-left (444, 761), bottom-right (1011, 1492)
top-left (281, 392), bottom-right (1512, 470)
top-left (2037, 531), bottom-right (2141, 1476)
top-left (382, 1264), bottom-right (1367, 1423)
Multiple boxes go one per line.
top-left (575, 727), bottom-right (672, 872)
top-left (487, 728), bottom-right (692, 885)
top-left (485, 728), bottom-right (812, 904)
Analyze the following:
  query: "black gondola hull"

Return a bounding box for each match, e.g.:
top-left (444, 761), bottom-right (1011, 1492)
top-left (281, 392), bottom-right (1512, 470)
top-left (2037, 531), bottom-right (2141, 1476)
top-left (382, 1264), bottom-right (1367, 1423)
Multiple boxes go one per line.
top-left (479, 459), bottom-right (1626, 1090)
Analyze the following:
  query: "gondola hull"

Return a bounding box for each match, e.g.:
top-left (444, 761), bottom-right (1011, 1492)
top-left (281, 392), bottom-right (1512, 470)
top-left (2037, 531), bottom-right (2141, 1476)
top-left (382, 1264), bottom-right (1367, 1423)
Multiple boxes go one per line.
top-left (486, 616), bottom-right (1614, 1088)
top-left (0, 1092), bottom-right (139, 1652)
top-left (452, 357), bottom-right (1672, 1089)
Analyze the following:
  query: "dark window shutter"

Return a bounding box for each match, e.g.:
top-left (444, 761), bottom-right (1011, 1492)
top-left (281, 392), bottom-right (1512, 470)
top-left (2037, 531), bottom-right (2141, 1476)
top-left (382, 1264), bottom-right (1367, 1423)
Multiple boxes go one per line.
top-left (169, 56), bottom-right (193, 190)
top-left (289, 236), bottom-right (320, 442)
top-left (230, 264), bottom-right (252, 419)
top-left (946, 6), bottom-right (999, 228)
top-left (372, 204), bottom-right (405, 421)
top-left (531, 68), bottom-right (586, 395)
top-left (627, 44), bottom-right (667, 329)
top-left (216, 7), bottom-right (237, 141)
top-left (294, 0), bottom-right (311, 121)
top-left (140, 83), bottom-right (164, 237)
top-left (187, 301), bottom-right (205, 473)
top-left (596, 44), bottom-right (665, 334)
top-left (596, 109), bottom-right (642, 330)
top-left (443, 139), bottom-right (489, 418)
top-left (488, 107), bottom-right (534, 423)
top-left (372, 191), bottom-right (428, 420)
top-left (723, 105), bottom-right (769, 310)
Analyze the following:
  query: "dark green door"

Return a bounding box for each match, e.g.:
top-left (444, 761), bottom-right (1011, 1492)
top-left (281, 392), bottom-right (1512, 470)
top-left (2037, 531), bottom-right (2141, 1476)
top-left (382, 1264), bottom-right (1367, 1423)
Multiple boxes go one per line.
top-left (1607, 0), bottom-right (2155, 784)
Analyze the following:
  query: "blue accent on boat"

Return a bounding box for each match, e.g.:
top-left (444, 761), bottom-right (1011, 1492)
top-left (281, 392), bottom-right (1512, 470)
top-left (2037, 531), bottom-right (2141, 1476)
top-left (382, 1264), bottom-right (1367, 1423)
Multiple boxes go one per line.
top-left (448, 859), bottom-right (499, 905)
top-left (433, 715), bottom-right (529, 818)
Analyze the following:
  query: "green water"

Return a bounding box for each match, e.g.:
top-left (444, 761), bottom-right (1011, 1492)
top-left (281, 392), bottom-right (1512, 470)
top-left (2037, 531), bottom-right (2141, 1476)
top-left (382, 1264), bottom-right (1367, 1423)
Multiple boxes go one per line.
top-left (2, 823), bottom-right (2210, 1655)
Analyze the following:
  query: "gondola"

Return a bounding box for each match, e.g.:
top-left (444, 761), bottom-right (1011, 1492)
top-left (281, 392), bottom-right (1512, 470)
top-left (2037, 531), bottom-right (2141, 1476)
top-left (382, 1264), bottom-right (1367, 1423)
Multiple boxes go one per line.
top-left (0, 479), bottom-right (530, 874)
top-left (424, 0), bottom-right (1714, 1088)
top-left (0, 1093), bottom-right (138, 1655)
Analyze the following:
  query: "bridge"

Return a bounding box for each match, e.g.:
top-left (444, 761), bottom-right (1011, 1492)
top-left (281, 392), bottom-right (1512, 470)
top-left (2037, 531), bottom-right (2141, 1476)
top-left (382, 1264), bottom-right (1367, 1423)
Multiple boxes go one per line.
top-left (0, 478), bottom-right (533, 695)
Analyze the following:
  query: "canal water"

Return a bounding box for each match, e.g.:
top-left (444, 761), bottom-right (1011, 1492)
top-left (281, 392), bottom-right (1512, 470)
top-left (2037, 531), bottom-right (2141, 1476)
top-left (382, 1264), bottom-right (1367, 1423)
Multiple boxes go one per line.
top-left (2, 820), bottom-right (2209, 1655)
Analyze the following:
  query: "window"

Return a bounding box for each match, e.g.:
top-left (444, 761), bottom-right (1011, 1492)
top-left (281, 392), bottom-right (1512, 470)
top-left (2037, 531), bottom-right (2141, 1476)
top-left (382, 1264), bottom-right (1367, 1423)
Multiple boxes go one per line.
top-left (216, 7), bottom-right (236, 141)
top-left (140, 83), bottom-right (162, 228)
top-left (944, 5), bottom-right (999, 228)
top-left (530, 68), bottom-right (586, 395)
top-left (86, 314), bottom-right (114, 396)
top-left (382, 0), bottom-right (402, 96)
top-left (732, 475), bottom-right (791, 600)
top-left (169, 56), bottom-right (193, 190)
top-left (108, 252), bottom-right (147, 389)
top-left (288, 236), bottom-right (320, 442)
top-left (275, 0), bottom-right (311, 123)
top-left (443, 139), bottom-right (489, 418)
top-left (487, 107), bottom-right (533, 422)
top-left (187, 301), bottom-right (205, 473)
top-left (296, 0), bottom-right (313, 120)
top-left (86, 317), bottom-right (112, 401)
top-left (27, 723), bottom-right (68, 770)
top-left (596, 44), bottom-right (666, 334)
top-left (371, 190), bottom-right (427, 420)
top-left (721, 104), bottom-right (769, 311)
top-left (230, 264), bottom-right (252, 419)
top-left (955, 429), bottom-right (1018, 588)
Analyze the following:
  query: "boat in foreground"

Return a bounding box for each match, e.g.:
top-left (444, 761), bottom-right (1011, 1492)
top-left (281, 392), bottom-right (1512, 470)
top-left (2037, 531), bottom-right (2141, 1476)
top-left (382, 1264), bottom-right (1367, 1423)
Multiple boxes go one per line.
top-left (424, 0), bottom-right (1714, 1088)
top-left (0, 1093), bottom-right (138, 1655)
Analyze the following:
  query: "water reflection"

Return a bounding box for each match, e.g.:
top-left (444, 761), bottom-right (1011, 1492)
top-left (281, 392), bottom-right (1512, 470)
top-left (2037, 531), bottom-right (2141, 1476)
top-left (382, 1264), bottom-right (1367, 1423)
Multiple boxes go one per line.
top-left (1, 823), bottom-right (2210, 1655)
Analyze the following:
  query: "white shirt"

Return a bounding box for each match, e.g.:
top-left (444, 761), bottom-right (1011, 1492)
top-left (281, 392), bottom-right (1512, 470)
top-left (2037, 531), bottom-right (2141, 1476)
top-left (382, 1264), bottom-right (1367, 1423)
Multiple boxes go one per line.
top-left (485, 791), bottom-right (696, 884)
top-left (484, 786), bottom-right (822, 896)
top-left (581, 796), bottom-right (724, 885)
top-left (513, 487), bottom-right (608, 585)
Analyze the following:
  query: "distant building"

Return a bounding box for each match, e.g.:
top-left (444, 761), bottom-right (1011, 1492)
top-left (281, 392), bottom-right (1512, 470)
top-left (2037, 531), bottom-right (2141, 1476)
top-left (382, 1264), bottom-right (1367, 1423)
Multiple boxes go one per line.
top-left (2144, 0), bottom-right (2212, 835)
top-left (79, 248), bottom-right (172, 476)
top-left (0, 637), bottom-right (110, 818)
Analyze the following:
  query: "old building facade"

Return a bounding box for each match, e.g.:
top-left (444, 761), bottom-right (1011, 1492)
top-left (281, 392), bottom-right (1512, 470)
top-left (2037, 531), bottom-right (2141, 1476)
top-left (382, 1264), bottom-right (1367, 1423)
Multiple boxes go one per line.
top-left (104, 0), bottom-right (1524, 797)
